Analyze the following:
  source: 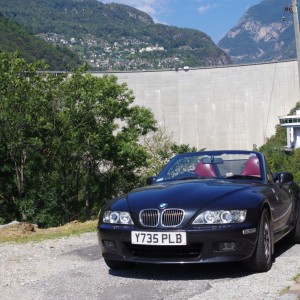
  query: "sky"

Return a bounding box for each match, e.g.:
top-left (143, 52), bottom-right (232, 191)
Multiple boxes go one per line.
top-left (100, 0), bottom-right (262, 43)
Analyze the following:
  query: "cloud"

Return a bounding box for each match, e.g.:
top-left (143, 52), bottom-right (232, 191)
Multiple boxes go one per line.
top-left (197, 3), bottom-right (218, 15)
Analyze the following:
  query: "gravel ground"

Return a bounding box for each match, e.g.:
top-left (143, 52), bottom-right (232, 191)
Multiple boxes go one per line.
top-left (0, 232), bottom-right (299, 300)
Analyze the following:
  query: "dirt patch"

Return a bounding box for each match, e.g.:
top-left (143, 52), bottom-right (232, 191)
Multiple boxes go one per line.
top-left (0, 222), bottom-right (38, 238)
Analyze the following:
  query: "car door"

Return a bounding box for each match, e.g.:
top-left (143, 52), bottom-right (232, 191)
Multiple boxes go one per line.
top-left (266, 165), bottom-right (294, 232)
top-left (268, 182), bottom-right (293, 231)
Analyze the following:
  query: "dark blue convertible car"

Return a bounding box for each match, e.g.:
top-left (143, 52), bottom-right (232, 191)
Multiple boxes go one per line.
top-left (97, 150), bottom-right (300, 272)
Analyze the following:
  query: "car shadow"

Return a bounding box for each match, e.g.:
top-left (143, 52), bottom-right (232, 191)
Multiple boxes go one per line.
top-left (108, 238), bottom-right (296, 281)
top-left (273, 236), bottom-right (295, 260)
top-left (108, 261), bottom-right (250, 281)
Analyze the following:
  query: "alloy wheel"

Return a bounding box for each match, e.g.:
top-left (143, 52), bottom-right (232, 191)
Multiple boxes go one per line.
top-left (263, 220), bottom-right (271, 260)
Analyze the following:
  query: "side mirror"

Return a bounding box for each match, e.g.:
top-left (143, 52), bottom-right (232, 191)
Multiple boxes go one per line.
top-left (146, 176), bottom-right (156, 185)
top-left (278, 172), bottom-right (293, 187)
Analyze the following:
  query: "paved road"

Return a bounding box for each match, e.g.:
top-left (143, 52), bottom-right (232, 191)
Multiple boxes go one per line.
top-left (0, 232), bottom-right (299, 300)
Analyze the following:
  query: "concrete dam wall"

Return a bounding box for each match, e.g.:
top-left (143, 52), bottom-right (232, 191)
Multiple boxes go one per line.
top-left (93, 60), bottom-right (300, 150)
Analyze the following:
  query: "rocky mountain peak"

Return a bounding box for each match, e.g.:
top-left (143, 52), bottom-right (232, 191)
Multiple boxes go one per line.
top-left (218, 0), bottom-right (297, 64)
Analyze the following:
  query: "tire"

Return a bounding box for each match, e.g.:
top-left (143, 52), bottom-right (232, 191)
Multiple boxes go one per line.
top-left (245, 209), bottom-right (272, 272)
top-left (104, 259), bottom-right (134, 270)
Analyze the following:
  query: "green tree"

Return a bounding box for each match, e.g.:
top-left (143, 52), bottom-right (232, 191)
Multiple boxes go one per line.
top-left (259, 125), bottom-right (289, 171)
top-left (54, 68), bottom-right (157, 221)
top-left (0, 52), bottom-right (66, 222)
top-left (259, 103), bottom-right (300, 184)
top-left (0, 53), bottom-right (157, 226)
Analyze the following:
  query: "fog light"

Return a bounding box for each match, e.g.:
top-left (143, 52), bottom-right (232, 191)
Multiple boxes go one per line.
top-left (218, 242), bottom-right (237, 252)
top-left (103, 240), bottom-right (117, 249)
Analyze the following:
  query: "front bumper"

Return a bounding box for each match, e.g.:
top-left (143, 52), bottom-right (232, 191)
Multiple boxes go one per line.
top-left (97, 223), bottom-right (258, 264)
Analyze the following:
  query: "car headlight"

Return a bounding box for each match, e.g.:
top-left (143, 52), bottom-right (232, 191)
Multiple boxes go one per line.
top-left (103, 211), bottom-right (134, 225)
top-left (192, 210), bottom-right (247, 224)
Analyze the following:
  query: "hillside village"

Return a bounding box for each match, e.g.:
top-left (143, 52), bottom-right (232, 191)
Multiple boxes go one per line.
top-left (0, 0), bottom-right (231, 71)
top-left (37, 32), bottom-right (182, 71)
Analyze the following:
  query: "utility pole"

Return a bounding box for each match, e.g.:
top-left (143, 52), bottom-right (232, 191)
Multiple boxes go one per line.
top-left (292, 0), bottom-right (300, 90)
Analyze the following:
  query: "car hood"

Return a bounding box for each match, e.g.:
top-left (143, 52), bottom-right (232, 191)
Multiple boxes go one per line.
top-left (126, 179), bottom-right (262, 212)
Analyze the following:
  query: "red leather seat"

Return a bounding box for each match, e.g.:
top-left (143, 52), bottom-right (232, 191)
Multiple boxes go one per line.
top-left (195, 161), bottom-right (216, 177)
top-left (241, 156), bottom-right (261, 177)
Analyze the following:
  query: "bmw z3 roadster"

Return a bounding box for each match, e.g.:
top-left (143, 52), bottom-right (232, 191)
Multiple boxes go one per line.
top-left (97, 150), bottom-right (300, 272)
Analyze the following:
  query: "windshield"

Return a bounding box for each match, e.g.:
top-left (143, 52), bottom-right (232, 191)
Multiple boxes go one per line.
top-left (155, 151), bottom-right (263, 182)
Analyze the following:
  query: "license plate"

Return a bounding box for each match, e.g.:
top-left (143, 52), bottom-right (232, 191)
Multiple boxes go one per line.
top-left (131, 231), bottom-right (186, 246)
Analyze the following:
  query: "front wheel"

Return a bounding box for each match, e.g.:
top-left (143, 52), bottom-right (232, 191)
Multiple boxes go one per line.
top-left (104, 259), bottom-right (135, 270)
top-left (245, 209), bottom-right (272, 272)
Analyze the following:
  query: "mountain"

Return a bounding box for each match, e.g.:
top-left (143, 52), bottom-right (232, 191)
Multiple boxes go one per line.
top-left (0, 12), bottom-right (82, 70)
top-left (0, 0), bottom-right (231, 71)
top-left (218, 0), bottom-right (297, 64)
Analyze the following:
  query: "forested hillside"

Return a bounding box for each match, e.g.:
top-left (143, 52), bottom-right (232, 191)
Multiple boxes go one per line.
top-left (0, 13), bottom-right (82, 70)
top-left (0, 0), bottom-right (230, 70)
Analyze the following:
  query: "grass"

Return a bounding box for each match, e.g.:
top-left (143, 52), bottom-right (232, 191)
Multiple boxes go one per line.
top-left (279, 286), bottom-right (291, 296)
top-left (279, 273), bottom-right (300, 296)
top-left (292, 273), bottom-right (300, 283)
top-left (0, 220), bottom-right (98, 244)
